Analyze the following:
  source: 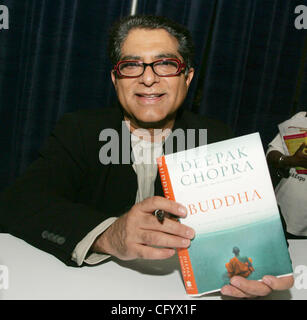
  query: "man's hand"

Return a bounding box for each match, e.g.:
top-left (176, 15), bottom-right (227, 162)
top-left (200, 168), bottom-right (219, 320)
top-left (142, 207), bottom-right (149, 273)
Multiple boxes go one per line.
top-left (221, 275), bottom-right (294, 298)
top-left (290, 142), bottom-right (307, 169)
top-left (91, 196), bottom-right (195, 260)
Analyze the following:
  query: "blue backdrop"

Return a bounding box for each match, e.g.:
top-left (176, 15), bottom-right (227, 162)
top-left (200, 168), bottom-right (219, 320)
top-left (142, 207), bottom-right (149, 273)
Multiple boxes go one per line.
top-left (0, 0), bottom-right (307, 191)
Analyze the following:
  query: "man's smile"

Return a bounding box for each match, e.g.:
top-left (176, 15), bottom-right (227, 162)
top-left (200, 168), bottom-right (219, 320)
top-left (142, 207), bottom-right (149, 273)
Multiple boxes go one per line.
top-left (135, 92), bottom-right (166, 103)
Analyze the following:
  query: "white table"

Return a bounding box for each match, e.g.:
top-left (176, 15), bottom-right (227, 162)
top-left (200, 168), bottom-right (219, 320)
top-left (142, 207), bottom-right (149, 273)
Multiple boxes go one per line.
top-left (0, 233), bottom-right (306, 300)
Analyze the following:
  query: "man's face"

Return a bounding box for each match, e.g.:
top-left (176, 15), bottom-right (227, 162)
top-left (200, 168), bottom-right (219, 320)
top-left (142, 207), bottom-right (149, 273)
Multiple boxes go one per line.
top-left (111, 28), bottom-right (194, 129)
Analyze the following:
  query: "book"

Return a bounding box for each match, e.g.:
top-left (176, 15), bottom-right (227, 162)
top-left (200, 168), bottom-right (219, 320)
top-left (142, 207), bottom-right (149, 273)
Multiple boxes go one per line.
top-left (283, 132), bottom-right (307, 174)
top-left (278, 113), bottom-right (307, 174)
top-left (156, 132), bottom-right (293, 296)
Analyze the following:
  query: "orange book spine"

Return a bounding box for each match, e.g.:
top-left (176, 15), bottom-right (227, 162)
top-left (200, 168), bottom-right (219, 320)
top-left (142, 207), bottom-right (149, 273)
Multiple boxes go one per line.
top-left (156, 156), bottom-right (198, 295)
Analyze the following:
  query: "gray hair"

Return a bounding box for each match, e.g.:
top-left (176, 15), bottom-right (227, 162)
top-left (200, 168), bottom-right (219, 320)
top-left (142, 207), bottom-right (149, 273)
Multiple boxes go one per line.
top-left (108, 15), bottom-right (195, 71)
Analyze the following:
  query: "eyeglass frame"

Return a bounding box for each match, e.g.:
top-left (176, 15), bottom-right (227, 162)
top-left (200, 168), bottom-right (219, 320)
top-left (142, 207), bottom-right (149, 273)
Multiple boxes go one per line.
top-left (113, 58), bottom-right (186, 79)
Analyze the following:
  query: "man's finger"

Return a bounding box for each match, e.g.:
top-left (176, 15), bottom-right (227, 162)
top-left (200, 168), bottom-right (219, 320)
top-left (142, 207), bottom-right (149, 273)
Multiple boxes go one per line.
top-left (262, 275), bottom-right (294, 291)
top-left (297, 142), bottom-right (307, 153)
top-left (229, 276), bottom-right (272, 297)
top-left (142, 214), bottom-right (195, 239)
top-left (138, 196), bottom-right (188, 218)
top-left (221, 284), bottom-right (257, 299)
top-left (137, 229), bottom-right (191, 249)
top-left (135, 244), bottom-right (176, 260)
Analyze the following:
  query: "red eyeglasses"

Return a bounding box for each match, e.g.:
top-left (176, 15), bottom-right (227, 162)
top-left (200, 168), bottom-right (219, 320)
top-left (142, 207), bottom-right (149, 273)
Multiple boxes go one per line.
top-left (113, 58), bottom-right (186, 78)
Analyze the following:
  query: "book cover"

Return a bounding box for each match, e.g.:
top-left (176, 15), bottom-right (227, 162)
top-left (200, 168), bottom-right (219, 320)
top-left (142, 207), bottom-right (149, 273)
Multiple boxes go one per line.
top-left (157, 133), bottom-right (293, 296)
top-left (283, 132), bottom-right (307, 174)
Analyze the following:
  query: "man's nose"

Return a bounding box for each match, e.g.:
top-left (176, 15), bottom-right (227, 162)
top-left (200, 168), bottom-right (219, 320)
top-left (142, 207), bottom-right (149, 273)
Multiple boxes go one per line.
top-left (139, 65), bottom-right (160, 86)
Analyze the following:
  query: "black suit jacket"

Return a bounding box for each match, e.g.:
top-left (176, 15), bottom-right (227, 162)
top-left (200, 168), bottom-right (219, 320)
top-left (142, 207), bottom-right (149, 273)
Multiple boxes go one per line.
top-left (0, 107), bottom-right (232, 266)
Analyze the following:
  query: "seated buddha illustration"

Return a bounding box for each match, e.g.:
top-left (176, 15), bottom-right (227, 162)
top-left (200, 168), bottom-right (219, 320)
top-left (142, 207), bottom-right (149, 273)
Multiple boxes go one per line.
top-left (225, 246), bottom-right (255, 278)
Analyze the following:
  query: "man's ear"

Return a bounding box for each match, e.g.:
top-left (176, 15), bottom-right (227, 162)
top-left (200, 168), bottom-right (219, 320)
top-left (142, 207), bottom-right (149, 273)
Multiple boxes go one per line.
top-left (185, 68), bottom-right (194, 89)
top-left (111, 70), bottom-right (117, 88)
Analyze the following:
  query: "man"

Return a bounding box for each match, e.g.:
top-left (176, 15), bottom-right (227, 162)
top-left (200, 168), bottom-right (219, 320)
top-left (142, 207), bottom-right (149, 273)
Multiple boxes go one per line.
top-left (0, 15), bottom-right (293, 298)
top-left (267, 111), bottom-right (307, 239)
top-left (225, 247), bottom-right (255, 279)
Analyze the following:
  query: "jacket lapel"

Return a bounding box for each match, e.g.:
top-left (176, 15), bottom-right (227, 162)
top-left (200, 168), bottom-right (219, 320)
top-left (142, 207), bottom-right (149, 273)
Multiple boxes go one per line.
top-left (99, 114), bottom-right (138, 215)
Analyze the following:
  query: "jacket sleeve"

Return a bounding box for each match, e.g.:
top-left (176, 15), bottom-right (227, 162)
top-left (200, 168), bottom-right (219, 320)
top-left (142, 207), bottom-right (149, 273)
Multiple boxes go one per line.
top-left (0, 113), bottom-right (106, 266)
